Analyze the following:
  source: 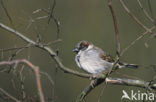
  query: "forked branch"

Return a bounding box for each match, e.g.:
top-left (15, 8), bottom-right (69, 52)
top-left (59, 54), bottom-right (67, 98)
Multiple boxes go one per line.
top-left (0, 59), bottom-right (45, 102)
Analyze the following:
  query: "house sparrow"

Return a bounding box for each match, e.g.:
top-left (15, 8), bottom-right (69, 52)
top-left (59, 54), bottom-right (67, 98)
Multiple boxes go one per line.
top-left (73, 40), bottom-right (138, 75)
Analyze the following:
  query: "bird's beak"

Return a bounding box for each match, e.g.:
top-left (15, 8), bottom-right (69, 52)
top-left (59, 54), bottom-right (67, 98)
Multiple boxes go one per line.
top-left (72, 47), bottom-right (79, 53)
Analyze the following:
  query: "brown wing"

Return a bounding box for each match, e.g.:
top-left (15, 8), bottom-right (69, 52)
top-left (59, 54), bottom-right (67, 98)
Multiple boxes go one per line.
top-left (93, 46), bottom-right (115, 63)
top-left (100, 53), bottom-right (114, 63)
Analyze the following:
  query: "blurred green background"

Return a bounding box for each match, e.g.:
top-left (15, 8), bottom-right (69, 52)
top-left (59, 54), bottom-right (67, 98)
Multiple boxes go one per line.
top-left (0, 0), bottom-right (156, 102)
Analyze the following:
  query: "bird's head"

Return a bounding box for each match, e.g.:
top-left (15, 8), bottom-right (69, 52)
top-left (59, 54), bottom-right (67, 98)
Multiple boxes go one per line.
top-left (73, 40), bottom-right (93, 53)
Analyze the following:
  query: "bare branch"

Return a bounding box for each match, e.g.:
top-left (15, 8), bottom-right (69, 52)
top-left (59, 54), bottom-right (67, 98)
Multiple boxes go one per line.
top-left (0, 88), bottom-right (21, 102)
top-left (0, 23), bottom-right (36, 45)
top-left (106, 77), bottom-right (149, 88)
top-left (0, 45), bottom-right (33, 52)
top-left (0, 0), bottom-right (13, 25)
top-left (76, 78), bottom-right (106, 102)
top-left (108, 0), bottom-right (120, 57)
top-left (147, 0), bottom-right (156, 23)
top-left (120, 0), bottom-right (152, 33)
top-left (137, 0), bottom-right (155, 24)
top-left (0, 22), bottom-right (90, 78)
top-left (48, 0), bottom-right (60, 40)
top-left (0, 59), bottom-right (45, 102)
top-left (121, 26), bottom-right (155, 56)
top-left (1, 1), bottom-right (156, 101)
top-left (76, 76), bottom-right (156, 102)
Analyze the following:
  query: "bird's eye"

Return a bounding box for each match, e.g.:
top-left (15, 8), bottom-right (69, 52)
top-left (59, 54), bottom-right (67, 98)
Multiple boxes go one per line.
top-left (79, 45), bottom-right (87, 51)
top-left (80, 46), bottom-right (83, 49)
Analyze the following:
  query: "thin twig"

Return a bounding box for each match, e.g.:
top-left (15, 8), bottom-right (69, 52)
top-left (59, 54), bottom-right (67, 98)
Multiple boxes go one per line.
top-left (0, 45), bottom-right (33, 52)
top-left (0, 59), bottom-right (45, 102)
top-left (145, 33), bottom-right (156, 48)
top-left (97, 84), bottom-right (106, 102)
top-left (0, 23), bottom-right (36, 45)
top-left (19, 65), bottom-right (26, 101)
top-left (120, 0), bottom-right (152, 33)
top-left (0, 22), bottom-right (90, 78)
top-left (76, 78), bottom-right (106, 102)
top-left (1, 22), bottom-right (156, 102)
top-left (108, 0), bottom-right (120, 57)
top-left (48, 0), bottom-right (60, 39)
top-left (121, 26), bottom-right (155, 56)
top-left (147, 0), bottom-right (156, 23)
top-left (0, 0), bottom-right (13, 25)
top-left (137, 0), bottom-right (155, 24)
top-left (0, 88), bottom-right (21, 102)
top-left (48, 0), bottom-right (56, 24)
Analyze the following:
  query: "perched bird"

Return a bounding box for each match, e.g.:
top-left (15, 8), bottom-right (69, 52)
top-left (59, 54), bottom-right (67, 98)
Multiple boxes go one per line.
top-left (73, 40), bottom-right (138, 75)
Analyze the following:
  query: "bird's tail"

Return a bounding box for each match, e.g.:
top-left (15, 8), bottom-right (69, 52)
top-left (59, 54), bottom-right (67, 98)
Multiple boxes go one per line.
top-left (119, 62), bottom-right (139, 69)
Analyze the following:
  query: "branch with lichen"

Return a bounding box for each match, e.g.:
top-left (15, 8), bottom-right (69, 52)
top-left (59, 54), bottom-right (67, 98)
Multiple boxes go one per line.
top-left (76, 76), bottom-right (156, 102)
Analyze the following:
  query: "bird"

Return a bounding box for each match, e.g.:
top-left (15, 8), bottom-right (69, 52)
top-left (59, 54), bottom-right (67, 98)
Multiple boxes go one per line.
top-left (73, 40), bottom-right (138, 75)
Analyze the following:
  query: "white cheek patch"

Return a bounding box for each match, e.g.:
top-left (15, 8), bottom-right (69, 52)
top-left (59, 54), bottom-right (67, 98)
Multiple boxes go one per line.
top-left (86, 45), bottom-right (93, 51)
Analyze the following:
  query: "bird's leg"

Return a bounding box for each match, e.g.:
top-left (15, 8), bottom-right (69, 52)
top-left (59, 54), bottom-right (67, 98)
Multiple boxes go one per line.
top-left (89, 74), bottom-right (97, 88)
top-left (89, 73), bottom-right (103, 88)
top-left (89, 72), bottom-right (110, 87)
top-left (90, 79), bottom-right (95, 88)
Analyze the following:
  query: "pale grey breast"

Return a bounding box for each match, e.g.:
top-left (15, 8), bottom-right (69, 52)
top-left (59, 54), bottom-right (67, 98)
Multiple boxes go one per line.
top-left (76, 47), bottom-right (113, 74)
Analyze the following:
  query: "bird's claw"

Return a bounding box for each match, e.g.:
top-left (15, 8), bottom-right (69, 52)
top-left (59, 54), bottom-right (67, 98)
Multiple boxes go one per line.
top-left (90, 80), bottom-right (95, 88)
